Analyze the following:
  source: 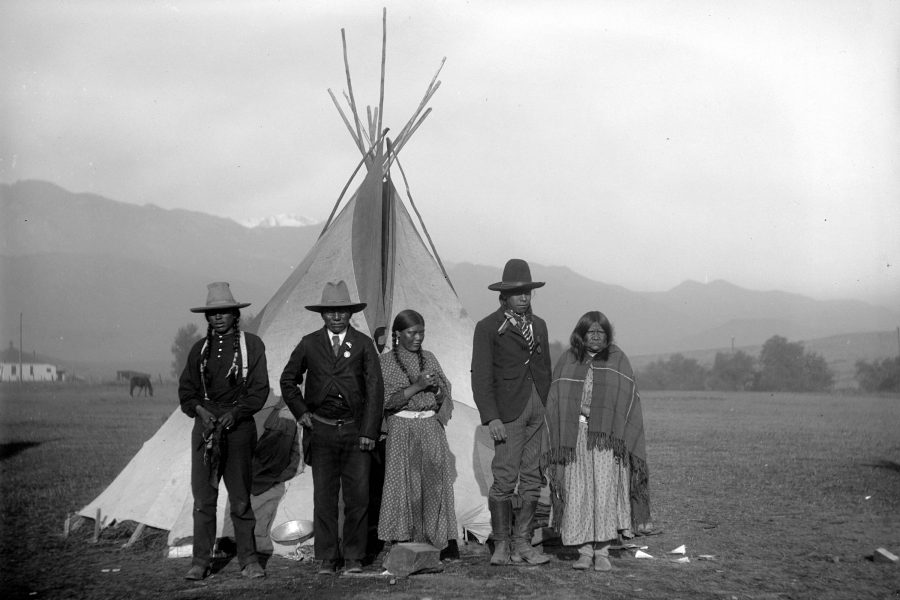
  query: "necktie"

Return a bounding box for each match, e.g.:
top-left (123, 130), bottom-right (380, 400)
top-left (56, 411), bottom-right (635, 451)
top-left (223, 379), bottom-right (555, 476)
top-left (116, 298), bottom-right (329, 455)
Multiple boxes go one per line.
top-left (332, 335), bottom-right (341, 357)
top-left (519, 316), bottom-right (536, 352)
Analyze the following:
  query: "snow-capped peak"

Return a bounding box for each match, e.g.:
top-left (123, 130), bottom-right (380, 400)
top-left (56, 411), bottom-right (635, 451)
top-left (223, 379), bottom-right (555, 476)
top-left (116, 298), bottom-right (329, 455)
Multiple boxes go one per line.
top-left (242, 214), bottom-right (319, 228)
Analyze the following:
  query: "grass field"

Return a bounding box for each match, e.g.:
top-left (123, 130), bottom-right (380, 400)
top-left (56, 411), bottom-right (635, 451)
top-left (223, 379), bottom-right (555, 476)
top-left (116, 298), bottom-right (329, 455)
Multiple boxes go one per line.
top-left (1, 383), bottom-right (898, 599)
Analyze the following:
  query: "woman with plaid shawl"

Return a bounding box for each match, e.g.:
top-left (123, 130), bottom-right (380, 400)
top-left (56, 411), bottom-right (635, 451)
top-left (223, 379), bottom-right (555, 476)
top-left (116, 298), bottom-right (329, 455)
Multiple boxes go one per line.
top-left (543, 311), bottom-right (651, 571)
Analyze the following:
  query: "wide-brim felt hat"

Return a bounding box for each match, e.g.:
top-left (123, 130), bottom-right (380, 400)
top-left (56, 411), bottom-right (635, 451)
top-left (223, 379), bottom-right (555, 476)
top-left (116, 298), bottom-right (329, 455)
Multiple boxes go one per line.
top-left (190, 282), bottom-right (251, 313)
top-left (305, 280), bottom-right (367, 313)
top-left (488, 258), bottom-right (546, 292)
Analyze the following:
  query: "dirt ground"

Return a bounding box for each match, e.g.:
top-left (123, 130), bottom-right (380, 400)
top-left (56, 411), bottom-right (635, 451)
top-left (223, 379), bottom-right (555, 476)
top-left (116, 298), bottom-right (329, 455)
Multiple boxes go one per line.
top-left (1, 384), bottom-right (899, 599)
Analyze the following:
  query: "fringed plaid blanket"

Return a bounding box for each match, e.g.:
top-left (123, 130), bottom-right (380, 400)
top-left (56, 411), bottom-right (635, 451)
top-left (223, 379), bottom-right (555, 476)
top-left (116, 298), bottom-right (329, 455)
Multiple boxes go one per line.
top-left (543, 345), bottom-right (650, 528)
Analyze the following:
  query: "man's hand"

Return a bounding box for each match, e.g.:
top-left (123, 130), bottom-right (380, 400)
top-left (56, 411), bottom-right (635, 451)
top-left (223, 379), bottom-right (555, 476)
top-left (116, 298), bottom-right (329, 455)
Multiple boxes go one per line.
top-left (219, 411), bottom-right (236, 430)
top-left (298, 413), bottom-right (313, 428)
top-left (196, 405), bottom-right (216, 426)
top-left (359, 436), bottom-right (375, 451)
top-left (488, 418), bottom-right (507, 443)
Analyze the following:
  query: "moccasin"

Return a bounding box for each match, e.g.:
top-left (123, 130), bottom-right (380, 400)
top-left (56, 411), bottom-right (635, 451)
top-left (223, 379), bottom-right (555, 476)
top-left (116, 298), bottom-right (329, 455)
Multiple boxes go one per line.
top-left (594, 555), bottom-right (613, 571)
top-left (572, 554), bottom-right (592, 570)
top-left (184, 565), bottom-right (208, 580)
top-left (241, 562), bottom-right (265, 578)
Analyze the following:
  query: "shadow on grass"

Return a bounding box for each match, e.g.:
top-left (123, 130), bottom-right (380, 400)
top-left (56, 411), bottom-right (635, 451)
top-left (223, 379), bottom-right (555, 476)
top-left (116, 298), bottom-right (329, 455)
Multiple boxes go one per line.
top-left (862, 459), bottom-right (900, 473)
top-left (0, 441), bottom-right (42, 461)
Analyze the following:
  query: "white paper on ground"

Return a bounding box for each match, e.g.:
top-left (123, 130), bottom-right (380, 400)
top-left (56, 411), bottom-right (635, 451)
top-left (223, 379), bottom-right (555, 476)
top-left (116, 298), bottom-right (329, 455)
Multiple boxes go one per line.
top-left (166, 544), bottom-right (193, 559)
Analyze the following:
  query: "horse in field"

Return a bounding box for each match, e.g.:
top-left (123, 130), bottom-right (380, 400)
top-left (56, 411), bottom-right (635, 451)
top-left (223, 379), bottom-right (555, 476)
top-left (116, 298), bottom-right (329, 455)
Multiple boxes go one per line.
top-left (130, 375), bottom-right (153, 397)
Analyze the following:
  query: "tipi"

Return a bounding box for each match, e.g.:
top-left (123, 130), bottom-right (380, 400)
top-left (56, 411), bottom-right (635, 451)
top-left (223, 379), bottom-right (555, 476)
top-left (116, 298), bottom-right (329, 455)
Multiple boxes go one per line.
top-left (79, 12), bottom-right (494, 557)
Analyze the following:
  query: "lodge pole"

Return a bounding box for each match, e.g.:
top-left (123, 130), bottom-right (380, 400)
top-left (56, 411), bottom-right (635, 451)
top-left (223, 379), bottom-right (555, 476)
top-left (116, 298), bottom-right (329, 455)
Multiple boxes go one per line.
top-left (92, 508), bottom-right (101, 543)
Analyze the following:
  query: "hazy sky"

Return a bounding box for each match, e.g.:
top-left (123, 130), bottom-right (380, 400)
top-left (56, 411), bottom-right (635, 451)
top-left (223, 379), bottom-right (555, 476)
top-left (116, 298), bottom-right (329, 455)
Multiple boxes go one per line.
top-left (3, 0), bottom-right (899, 306)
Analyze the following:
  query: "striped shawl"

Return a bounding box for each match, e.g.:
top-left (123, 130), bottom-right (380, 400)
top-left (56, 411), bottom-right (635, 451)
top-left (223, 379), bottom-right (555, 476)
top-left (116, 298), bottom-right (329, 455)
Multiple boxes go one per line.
top-left (543, 345), bottom-right (650, 528)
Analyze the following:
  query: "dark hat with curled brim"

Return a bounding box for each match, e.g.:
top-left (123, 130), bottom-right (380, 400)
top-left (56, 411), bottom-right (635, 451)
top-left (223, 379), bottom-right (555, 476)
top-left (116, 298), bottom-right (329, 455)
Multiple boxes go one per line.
top-left (305, 280), bottom-right (367, 314)
top-left (190, 282), bottom-right (251, 313)
top-left (488, 258), bottom-right (546, 292)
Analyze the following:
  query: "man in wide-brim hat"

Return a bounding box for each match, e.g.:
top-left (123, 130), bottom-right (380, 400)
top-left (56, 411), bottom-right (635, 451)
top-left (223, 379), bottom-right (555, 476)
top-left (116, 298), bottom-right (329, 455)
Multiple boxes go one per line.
top-left (486, 258), bottom-right (546, 294)
top-left (471, 259), bottom-right (553, 566)
top-left (303, 279), bottom-right (368, 314)
top-left (280, 280), bottom-right (384, 575)
top-left (179, 282), bottom-right (269, 580)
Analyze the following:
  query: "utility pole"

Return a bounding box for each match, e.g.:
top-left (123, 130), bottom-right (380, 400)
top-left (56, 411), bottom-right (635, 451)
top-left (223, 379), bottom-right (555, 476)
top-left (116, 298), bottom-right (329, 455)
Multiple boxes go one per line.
top-left (18, 312), bottom-right (23, 384)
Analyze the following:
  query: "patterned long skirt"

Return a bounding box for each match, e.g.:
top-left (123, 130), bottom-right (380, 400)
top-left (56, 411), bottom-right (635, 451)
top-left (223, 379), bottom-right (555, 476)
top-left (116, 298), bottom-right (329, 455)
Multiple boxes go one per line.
top-left (377, 415), bottom-right (457, 550)
top-left (558, 420), bottom-right (632, 545)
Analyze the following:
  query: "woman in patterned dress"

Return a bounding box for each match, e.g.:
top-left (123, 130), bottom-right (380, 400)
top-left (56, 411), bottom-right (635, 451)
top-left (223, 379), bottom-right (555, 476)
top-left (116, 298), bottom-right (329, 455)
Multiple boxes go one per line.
top-left (543, 311), bottom-right (651, 571)
top-left (377, 310), bottom-right (457, 551)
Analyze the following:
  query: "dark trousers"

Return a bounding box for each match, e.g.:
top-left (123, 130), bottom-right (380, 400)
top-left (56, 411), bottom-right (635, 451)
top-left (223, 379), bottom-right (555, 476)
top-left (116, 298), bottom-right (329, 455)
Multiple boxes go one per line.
top-left (367, 438), bottom-right (387, 558)
top-left (311, 421), bottom-right (371, 561)
top-left (190, 415), bottom-right (258, 568)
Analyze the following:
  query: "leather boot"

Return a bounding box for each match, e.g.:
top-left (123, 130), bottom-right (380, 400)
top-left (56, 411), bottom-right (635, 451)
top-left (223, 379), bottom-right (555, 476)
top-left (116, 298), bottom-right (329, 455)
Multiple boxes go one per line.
top-left (488, 497), bottom-right (512, 566)
top-left (510, 499), bottom-right (550, 565)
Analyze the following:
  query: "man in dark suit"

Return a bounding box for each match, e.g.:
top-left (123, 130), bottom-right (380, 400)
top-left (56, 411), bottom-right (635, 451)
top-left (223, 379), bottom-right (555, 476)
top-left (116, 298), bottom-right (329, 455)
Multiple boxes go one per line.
top-left (280, 280), bottom-right (384, 575)
top-left (472, 259), bottom-right (552, 566)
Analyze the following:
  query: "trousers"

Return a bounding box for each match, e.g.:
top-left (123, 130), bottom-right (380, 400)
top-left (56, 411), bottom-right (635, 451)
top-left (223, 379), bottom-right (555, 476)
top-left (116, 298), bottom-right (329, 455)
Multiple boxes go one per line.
top-left (310, 420), bottom-right (372, 561)
top-left (489, 384), bottom-right (546, 503)
top-left (190, 414), bottom-right (258, 568)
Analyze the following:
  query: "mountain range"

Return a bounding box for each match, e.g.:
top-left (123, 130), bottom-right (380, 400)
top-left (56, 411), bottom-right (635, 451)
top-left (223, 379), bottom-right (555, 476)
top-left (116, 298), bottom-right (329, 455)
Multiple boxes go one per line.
top-left (2, 180), bottom-right (897, 382)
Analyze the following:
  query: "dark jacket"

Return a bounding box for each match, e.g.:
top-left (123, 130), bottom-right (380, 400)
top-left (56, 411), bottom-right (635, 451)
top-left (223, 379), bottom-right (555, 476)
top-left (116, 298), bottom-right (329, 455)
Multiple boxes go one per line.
top-left (471, 306), bottom-right (552, 424)
top-left (279, 326), bottom-right (384, 441)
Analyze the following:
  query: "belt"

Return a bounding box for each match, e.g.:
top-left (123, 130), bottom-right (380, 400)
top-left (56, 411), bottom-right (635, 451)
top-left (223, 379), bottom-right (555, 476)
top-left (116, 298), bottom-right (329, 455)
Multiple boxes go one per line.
top-left (394, 410), bottom-right (436, 419)
top-left (311, 413), bottom-right (355, 427)
top-left (202, 396), bottom-right (238, 407)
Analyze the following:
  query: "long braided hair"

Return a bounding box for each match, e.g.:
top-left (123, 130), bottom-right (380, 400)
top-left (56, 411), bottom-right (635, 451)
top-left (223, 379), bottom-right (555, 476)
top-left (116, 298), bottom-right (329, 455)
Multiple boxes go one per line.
top-left (201, 310), bottom-right (242, 386)
top-left (391, 309), bottom-right (425, 383)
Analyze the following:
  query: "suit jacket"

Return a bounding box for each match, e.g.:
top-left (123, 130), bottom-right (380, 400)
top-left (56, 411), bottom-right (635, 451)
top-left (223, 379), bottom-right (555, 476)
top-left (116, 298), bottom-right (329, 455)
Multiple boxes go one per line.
top-left (279, 326), bottom-right (384, 441)
top-left (471, 306), bottom-right (552, 424)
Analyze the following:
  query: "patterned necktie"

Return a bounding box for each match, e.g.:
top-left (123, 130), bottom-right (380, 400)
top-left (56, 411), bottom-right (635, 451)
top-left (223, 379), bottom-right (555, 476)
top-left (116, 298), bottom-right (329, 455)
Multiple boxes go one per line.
top-left (332, 335), bottom-right (341, 357)
top-left (518, 315), bottom-right (536, 352)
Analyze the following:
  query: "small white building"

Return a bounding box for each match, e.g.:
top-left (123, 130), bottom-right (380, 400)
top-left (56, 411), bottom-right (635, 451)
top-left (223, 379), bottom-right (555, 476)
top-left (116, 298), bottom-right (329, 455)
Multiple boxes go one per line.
top-left (0, 343), bottom-right (59, 382)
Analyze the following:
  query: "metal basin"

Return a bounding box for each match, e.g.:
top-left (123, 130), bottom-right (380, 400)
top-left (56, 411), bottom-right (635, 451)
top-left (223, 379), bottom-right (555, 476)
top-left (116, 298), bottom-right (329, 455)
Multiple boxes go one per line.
top-left (270, 519), bottom-right (314, 544)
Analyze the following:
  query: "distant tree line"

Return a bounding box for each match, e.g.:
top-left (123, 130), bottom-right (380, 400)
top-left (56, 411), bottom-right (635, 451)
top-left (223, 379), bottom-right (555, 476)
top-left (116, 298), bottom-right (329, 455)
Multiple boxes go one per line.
top-left (171, 326), bottom-right (896, 393)
top-left (169, 312), bottom-right (256, 379)
top-left (171, 323), bottom-right (201, 379)
top-left (636, 335), bottom-right (835, 392)
top-left (854, 356), bottom-right (900, 393)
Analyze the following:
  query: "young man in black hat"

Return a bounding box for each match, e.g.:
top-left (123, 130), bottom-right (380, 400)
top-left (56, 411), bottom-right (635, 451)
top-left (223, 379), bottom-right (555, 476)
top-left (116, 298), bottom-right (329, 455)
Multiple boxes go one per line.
top-left (472, 259), bottom-right (552, 566)
top-left (280, 280), bottom-right (384, 575)
top-left (179, 282), bottom-right (269, 580)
